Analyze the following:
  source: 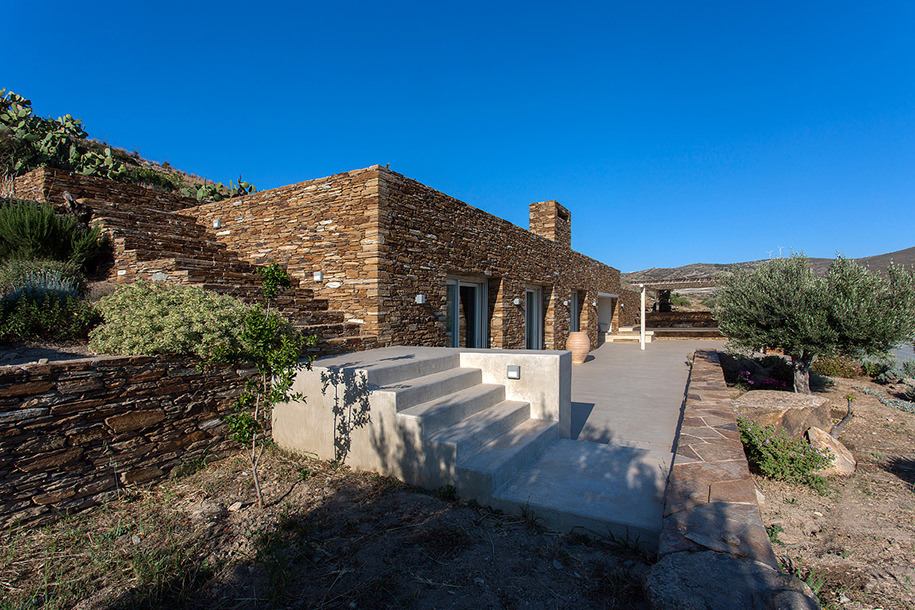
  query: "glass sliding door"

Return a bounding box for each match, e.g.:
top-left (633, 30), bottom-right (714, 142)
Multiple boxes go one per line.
top-left (446, 279), bottom-right (488, 348)
top-left (525, 287), bottom-right (543, 349)
top-left (570, 291), bottom-right (580, 333)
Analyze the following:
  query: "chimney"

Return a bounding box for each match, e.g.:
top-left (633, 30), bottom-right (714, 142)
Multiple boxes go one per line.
top-left (529, 200), bottom-right (571, 249)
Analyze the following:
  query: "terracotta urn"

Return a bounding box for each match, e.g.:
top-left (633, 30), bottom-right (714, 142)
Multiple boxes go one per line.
top-left (567, 331), bottom-right (590, 364)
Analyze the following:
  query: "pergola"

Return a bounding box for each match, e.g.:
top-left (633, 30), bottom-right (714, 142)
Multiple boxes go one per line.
top-left (634, 276), bottom-right (721, 350)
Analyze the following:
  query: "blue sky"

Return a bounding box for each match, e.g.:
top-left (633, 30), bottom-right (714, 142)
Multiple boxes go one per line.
top-left (7, 1), bottom-right (914, 272)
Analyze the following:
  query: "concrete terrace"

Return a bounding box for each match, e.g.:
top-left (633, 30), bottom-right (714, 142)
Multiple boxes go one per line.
top-left (497, 340), bottom-right (726, 544)
top-left (274, 340), bottom-right (725, 551)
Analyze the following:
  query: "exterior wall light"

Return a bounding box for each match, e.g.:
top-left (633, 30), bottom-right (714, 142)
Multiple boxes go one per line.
top-left (313, 271), bottom-right (323, 282)
top-left (513, 298), bottom-right (522, 306)
top-left (415, 294), bottom-right (426, 304)
top-left (507, 365), bottom-right (521, 380)
top-left (562, 300), bottom-right (569, 306)
top-left (213, 218), bottom-right (222, 229)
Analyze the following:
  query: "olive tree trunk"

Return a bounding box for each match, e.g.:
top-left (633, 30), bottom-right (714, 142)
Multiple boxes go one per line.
top-left (791, 353), bottom-right (814, 394)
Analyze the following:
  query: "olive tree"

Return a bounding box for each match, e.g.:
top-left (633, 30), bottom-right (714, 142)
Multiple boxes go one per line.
top-left (715, 255), bottom-right (915, 393)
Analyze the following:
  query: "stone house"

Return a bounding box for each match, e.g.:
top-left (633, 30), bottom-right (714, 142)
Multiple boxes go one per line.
top-left (188, 165), bottom-right (629, 352)
top-left (15, 165), bottom-right (633, 353)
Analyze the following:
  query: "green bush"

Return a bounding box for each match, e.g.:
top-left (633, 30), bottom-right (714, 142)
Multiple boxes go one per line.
top-left (902, 359), bottom-right (915, 378)
top-left (737, 417), bottom-right (833, 492)
top-left (811, 354), bottom-right (860, 378)
top-left (860, 352), bottom-right (894, 377)
top-left (0, 199), bottom-right (104, 273)
top-left (0, 293), bottom-right (98, 342)
top-left (89, 282), bottom-right (252, 359)
top-left (123, 166), bottom-right (184, 192)
top-left (0, 258), bottom-right (86, 297)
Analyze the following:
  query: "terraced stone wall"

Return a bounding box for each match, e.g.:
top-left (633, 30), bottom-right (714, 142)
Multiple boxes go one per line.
top-left (12, 167), bottom-right (196, 211)
top-left (0, 356), bottom-right (244, 527)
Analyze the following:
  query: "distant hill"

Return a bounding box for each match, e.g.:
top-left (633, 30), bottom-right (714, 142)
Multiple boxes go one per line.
top-left (624, 247), bottom-right (915, 285)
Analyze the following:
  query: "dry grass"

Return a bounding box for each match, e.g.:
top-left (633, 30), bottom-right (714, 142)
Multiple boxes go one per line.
top-left (1, 448), bottom-right (649, 610)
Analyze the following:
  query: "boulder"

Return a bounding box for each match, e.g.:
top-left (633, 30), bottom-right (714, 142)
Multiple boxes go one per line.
top-left (806, 426), bottom-right (856, 476)
top-left (644, 550), bottom-right (820, 610)
top-left (734, 390), bottom-right (831, 438)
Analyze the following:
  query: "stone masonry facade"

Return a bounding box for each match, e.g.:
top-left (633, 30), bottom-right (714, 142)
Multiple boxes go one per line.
top-left (189, 165), bottom-right (623, 351)
top-left (0, 356), bottom-right (244, 527)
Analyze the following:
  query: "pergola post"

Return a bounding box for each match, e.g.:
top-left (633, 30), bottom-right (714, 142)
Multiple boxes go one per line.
top-left (639, 284), bottom-right (646, 351)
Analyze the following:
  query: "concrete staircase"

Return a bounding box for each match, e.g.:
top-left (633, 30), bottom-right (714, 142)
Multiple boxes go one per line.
top-left (363, 351), bottom-right (560, 502)
top-left (287, 348), bottom-right (667, 550)
top-left (86, 197), bottom-right (377, 354)
top-left (605, 325), bottom-right (654, 344)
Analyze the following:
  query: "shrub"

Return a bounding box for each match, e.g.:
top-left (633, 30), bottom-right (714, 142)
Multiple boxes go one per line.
top-left (0, 293), bottom-right (98, 342)
top-left (811, 354), bottom-right (860, 378)
top-left (861, 352), bottom-right (895, 379)
top-left (0, 199), bottom-right (104, 273)
top-left (902, 359), bottom-right (915, 378)
top-left (0, 258), bottom-right (86, 298)
top-left (89, 282), bottom-right (252, 359)
top-left (123, 167), bottom-right (183, 192)
top-left (737, 417), bottom-right (832, 492)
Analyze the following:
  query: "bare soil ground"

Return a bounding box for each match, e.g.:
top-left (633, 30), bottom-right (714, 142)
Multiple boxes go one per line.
top-left (1, 449), bottom-right (651, 610)
top-left (737, 376), bottom-right (915, 610)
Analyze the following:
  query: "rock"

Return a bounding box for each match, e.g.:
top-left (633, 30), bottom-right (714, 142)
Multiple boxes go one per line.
top-left (228, 501), bottom-right (243, 512)
top-left (184, 500), bottom-right (226, 522)
top-left (807, 427), bottom-right (856, 476)
top-left (645, 551), bottom-right (820, 610)
top-left (756, 487), bottom-right (766, 510)
top-left (735, 390), bottom-right (832, 438)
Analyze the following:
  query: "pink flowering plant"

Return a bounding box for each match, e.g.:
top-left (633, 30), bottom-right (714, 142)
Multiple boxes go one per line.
top-left (736, 370), bottom-right (789, 391)
top-left (737, 416), bottom-right (833, 493)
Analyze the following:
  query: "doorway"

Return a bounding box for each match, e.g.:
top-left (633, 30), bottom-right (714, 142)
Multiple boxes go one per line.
top-left (446, 279), bottom-right (488, 348)
top-left (525, 287), bottom-right (543, 349)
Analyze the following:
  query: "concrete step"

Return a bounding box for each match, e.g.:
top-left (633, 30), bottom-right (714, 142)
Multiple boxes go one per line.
top-left (605, 332), bottom-right (653, 344)
top-left (379, 367), bottom-right (483, 412)
top-left (455, 418), bottom-right (558, 501)
top-left (400, 383), bottom-right (506, 436)
top-left (427, 399), bottom-right (530, 457)
top-left (491, 439), bottom-right (671, 552)
top-left (365, 352), bottom-right (462, 387)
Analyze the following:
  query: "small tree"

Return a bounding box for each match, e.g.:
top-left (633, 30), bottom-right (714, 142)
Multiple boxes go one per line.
top-left (716, 255), bottom-right (915, 393)
top-left (222, 264), bottom-right (317, 507)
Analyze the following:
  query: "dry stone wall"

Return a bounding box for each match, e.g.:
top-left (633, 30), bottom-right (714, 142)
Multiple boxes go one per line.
top-left (12, 167), bottom-right (196, 211)
top-left (0, 356), bottom-right (244, 527)
top-left (619, 289), bottom-right (641, 327)
top-left (647, 311), bottom-right (718, 328)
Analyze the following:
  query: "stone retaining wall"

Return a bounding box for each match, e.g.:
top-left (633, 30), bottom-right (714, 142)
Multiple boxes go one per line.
top-left (12, 167), bottom-right (196, 211)
top-left (646, 350), bottom-right (820, 608)
top-left (0, 355), bottom-right (244, 528)
top-left (646, 311), bottom-right (717, 328)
